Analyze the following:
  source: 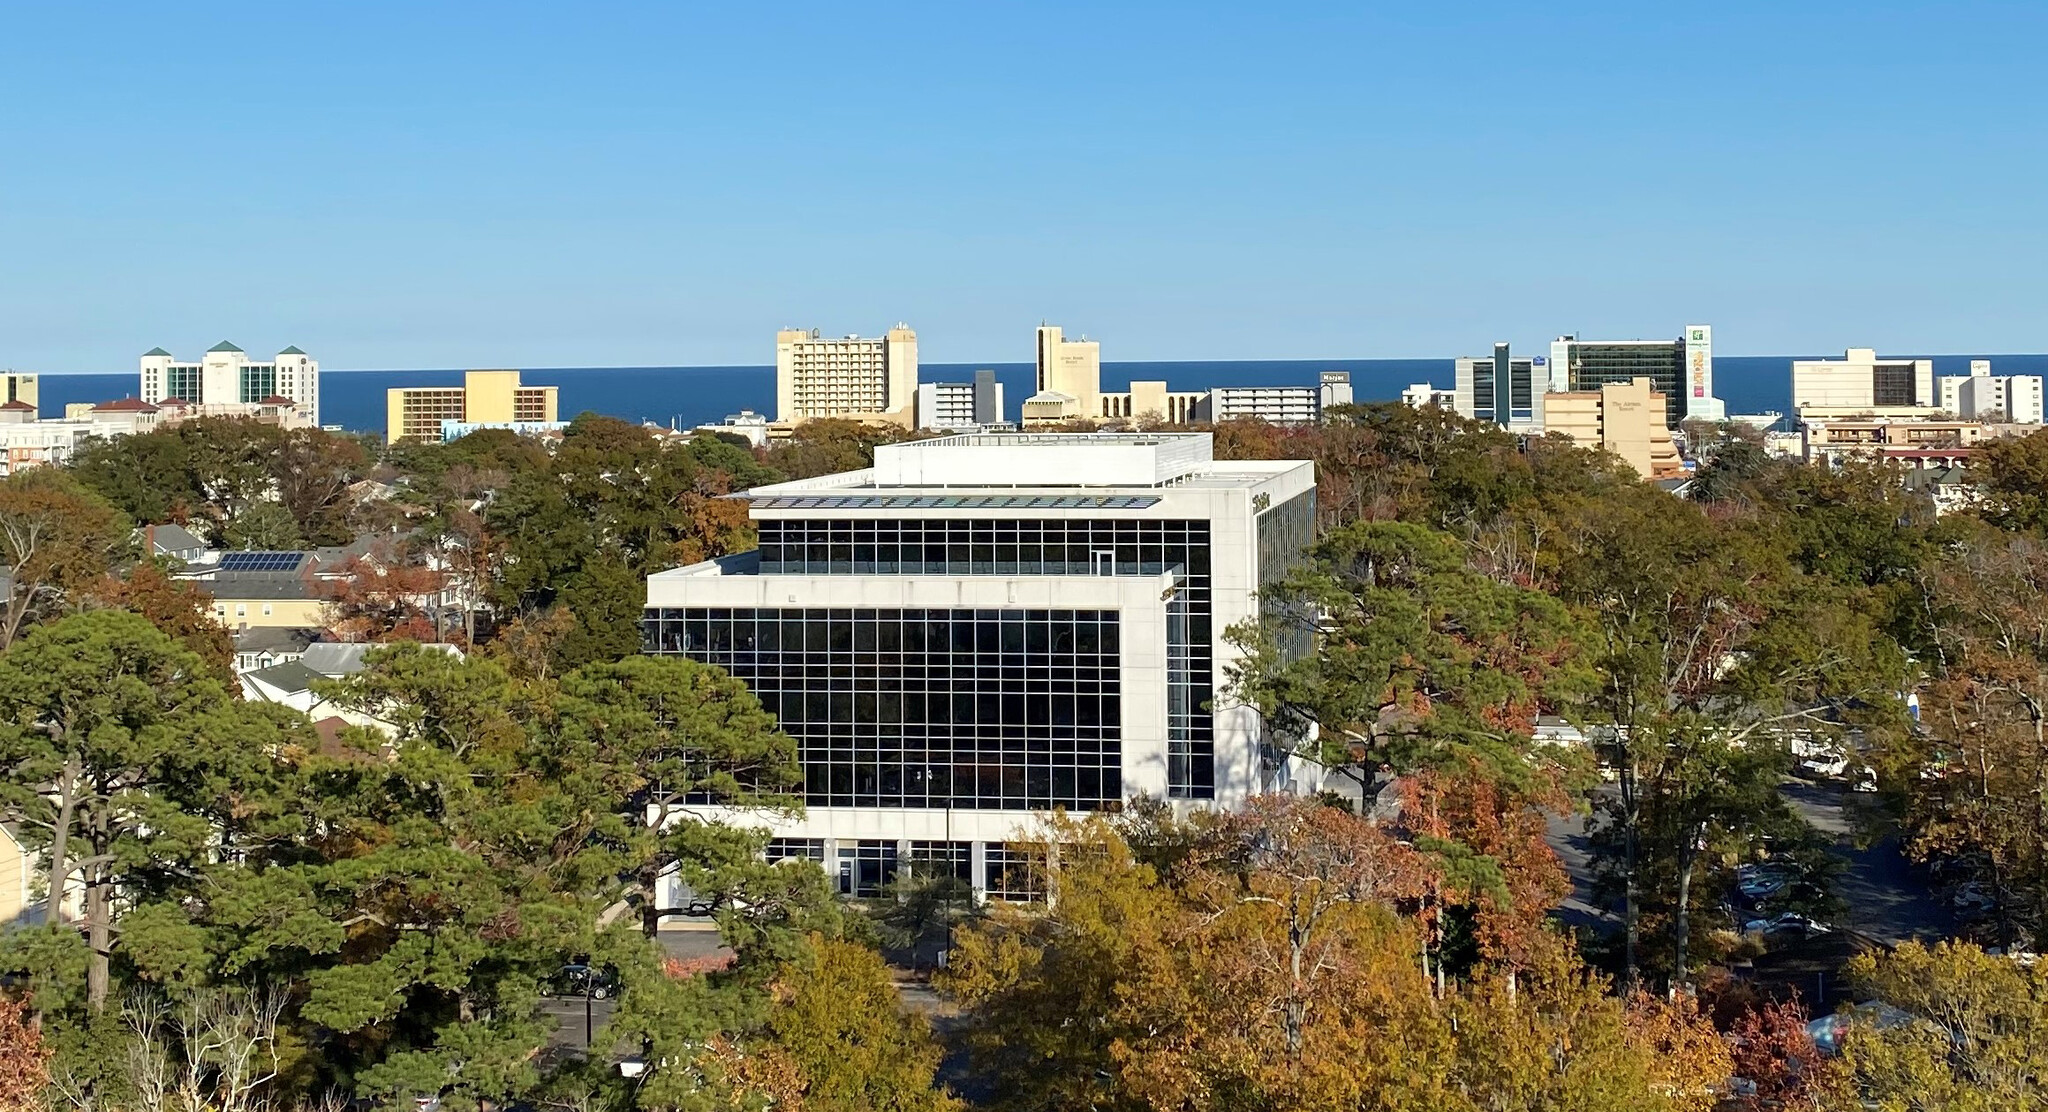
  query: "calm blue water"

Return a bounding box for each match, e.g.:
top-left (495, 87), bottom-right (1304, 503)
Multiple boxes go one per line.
top-left (33, 355), bottom-right (2048, 436)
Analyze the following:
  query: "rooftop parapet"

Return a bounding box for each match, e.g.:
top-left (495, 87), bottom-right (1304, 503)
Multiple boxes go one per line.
top-left (872, 432), bottom-right (1213, 488)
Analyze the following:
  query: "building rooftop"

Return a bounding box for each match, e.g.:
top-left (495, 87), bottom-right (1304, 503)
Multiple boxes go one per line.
top-left (94, 397), bottom-right (160, 413)
top-left (724, 433), bottom-right (1305, 520)
top-left (278, 345), bottom-right (306, 355)
top-left (246, 660), bottom-right (324, 695)
top-left (145, 523), bottom-right (206, 554)
top-left (868, 432), bottom-right (1217, 488)
top-left (234, 626), bottom-right (322, 655)
top-left (143, 347), bottom-right (172, 358)
top-left (208, 340), bottom-right (244, 353)
top-left (206, 574), bottom-right (320, 601)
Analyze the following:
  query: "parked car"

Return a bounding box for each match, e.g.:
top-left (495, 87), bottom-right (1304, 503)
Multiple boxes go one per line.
top-left (1806, 1004), bottom-right (1916, 1057)
top-left (549, 962), bottom-right (620, 999)
top-left (1742, 912), bottom-right (1830, 940)
top-left (1735, 863), bottom-right (1801, 902)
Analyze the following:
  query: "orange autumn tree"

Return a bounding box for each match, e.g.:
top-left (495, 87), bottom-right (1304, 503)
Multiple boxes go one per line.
top-left (1227, 519), bottom-right (1596, 982)
top-left (89, 559), bottom-right (236, 682)
top-left (0, 993), bottom-right (50, 1112)
top-left (941, 798), bottom-right (1725, 1112)
top-left (319, 545), bottom-right (450, 643)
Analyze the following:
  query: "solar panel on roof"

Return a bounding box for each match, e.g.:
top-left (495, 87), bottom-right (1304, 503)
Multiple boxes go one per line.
top-left (219, 551), bottom-right (304, 572)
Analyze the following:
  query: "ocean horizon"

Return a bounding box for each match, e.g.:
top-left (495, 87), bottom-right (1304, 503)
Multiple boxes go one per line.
top-left (29, 354), bottom-right (2048, 437)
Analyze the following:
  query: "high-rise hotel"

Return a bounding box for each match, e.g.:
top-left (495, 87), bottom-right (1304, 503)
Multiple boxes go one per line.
top-left (775, 324), bottom-right (919, 425)
top-left (140, 343), bottom-right (320, 424)
top-left (643, 432), bottom-right (1323, 897)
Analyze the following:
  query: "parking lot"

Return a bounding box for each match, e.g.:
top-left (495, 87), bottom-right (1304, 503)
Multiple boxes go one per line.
top-left (1545, 777), bottom-right (1953, 947)
top-left (539, 922), bottom-right (733, 1054)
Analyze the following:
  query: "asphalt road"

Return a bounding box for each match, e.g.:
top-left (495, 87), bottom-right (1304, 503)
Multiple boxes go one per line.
top-left (537, 923), bottom-right (735, 1055)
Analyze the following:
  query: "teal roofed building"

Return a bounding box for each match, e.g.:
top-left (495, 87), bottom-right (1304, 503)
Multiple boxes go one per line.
top-left (138, 344), bottom-right (320, 426)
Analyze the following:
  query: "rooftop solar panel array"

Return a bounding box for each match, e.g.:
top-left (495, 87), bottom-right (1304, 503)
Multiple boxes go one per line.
top-left (747, 494), bottom-right (1162, 511)
top-left (218, 551), bottom-right (307, 572)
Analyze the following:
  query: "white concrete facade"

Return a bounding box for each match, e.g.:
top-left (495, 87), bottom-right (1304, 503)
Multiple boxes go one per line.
top-left (643, 433), bottom-right (1322, 896)
top-left (140, 343), bottom-right (319, 425)
top-left (915, 376), bottom-right (1005, 431)
top-left (1202, 385), bottom-right (1323, 424)
top-left (1938, 361), bottom-right (2044, 424)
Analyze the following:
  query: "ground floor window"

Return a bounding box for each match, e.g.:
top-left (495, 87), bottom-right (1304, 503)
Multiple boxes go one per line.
top-left (837, 840), bottom-right (899, 897)
top-left (907, 840), bottom-right (973, 883)
top-left (984, 843), bottom-right (1043, 903)
top-left (765, 838), bottom-right (825, 863)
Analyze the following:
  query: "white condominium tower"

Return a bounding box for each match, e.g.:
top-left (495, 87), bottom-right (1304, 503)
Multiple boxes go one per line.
top-left (775, 324), bottom-right (918, 425)
top-left (140, 342), bottom-right (320, 425)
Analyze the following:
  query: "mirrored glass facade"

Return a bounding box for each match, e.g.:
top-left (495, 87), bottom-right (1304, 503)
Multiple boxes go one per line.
top-left (645, 607), bottom-right (1129, 810)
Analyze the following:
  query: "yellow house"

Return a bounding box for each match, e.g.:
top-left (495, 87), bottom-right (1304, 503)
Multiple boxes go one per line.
top-left (200, 550), bottom-right (331, 630)
top-left (0, 825), bottom-right (31, 927)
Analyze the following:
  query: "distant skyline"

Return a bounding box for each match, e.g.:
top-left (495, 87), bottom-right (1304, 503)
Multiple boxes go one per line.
top-left (3, 2), bottom-right (2044, 374)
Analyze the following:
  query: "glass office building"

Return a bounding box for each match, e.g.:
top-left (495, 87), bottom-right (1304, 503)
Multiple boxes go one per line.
top-left (643, 433), bottom-right (1320, 899)
top-left (1550, 326), bottom-right (1718, 429)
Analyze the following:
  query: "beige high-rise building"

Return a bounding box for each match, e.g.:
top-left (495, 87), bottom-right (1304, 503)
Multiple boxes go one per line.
top-left (386, 370), bottom-right (558, 444)
top-left (775, 324), bottom-right (918, 425)
top-left (1028, 324), bottom-right (1101, 422)
top-left (0, 373), bottom-right (37, 414)
top-left (1542, 377), bottom-right (1682, 479)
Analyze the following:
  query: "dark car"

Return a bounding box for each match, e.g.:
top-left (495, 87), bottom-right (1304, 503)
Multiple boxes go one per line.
top-left (549, 962), bottom-right (620, 999)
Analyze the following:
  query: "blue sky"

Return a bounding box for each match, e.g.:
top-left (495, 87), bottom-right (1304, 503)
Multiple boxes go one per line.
top-left (2, 2), bottom-right (2043, 371)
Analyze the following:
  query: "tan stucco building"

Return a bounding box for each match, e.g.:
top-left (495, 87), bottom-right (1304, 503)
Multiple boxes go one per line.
top-left (1542, 377), bottom-right (1684, 478)
top-left (387, 370), bottom-right (559, 444)
top-left (774, 325), bottom-right (918, 426)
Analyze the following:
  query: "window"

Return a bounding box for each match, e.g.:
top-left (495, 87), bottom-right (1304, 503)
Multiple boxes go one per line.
top-left (261, 603), bottom-right (273, 616)
top-left (838, 841), bottom-right (898, 897)
top-left (647, 607), bottom-right (1127, 811)
top-left (907, 840), bottom-right (972, 883)
top-left (235, 604), bottom-right (247, 617)
top-left (765, 838), bottom-right (825, 863)
top-left (984, 843), bottom-right (1042, 903)
top-left (658, 516), bottom-right (1220, 804)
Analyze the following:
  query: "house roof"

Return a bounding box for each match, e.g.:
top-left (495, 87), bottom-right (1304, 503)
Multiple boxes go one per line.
top-left (208, 340), bottom-right (244, 353)
top-left (257, 395), bottom-right (297, 406)
top-left (233, 626), bottom-right (321, 654)
top-left (146, 523), bottom-right (206, 554)
top-left (279, 345), bottom-right (307, 355)
top-left (94, 397), bottom-right (160, 413)
top-left (301, 641), bottom-right (464, 677)
top-left (143, 347), bottom-right (173, 358)
top-left (246, 660), bottom-right (323, 696)
top-left (205, 573), bottom-right (320, 600)
top-left (0, 400), bottom-right (35, 413)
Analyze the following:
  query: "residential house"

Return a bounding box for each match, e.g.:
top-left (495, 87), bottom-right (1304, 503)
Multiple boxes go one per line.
top-left (242, 641), bottom-right (466, 735)
top-left (232, 626), bottom-right (321, 673)
top-left (143, 523), bottom-right (210, 566)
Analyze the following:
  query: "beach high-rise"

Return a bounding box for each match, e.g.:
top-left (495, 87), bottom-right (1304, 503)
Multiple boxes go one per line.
top-left (140, 343), bottom-right (320, 425)
top-left (775, 324), bottom-right (918, 425)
